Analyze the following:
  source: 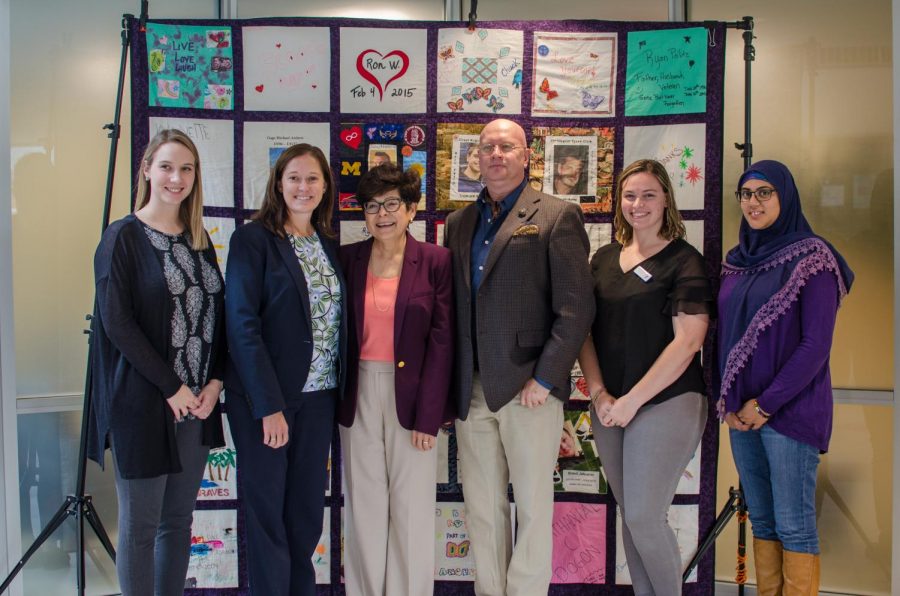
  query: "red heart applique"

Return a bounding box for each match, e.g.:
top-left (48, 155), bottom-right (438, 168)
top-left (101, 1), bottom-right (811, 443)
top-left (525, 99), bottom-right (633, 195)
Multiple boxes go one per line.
top-left (275, 43), bottom-right (282, 48)
top-left (355, 49), bottom-right (410, 101)
top-left (340, 126), bottom-right (363, 150)
top-left (254, 84), bottom-right (264, 93)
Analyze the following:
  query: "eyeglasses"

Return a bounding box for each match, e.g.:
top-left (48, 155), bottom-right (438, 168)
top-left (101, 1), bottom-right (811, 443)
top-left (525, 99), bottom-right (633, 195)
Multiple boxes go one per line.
top-left (363, 197), bottom-right (403, 214)
top-left (478, 143), bottom-right (525, 156)
top-left (735, 187), bottom-right (777, 203)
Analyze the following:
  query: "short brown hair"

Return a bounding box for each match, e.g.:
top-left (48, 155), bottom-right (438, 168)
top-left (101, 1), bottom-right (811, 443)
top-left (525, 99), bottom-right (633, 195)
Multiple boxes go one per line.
top-left (613, 159), bottom-right (686, 245)
top-left (254, 144), bottom-right (336, 239)
top-left (135, 129), bottom-right (207, 250)
top-left (357, 164), bottom-right (421, 208)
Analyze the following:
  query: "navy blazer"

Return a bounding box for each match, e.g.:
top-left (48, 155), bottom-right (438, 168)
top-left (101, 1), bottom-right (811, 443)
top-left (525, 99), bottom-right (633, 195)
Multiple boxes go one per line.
top-left (339, 235), bottom-right (455, 436)
top-left (224, 221), bottom-right (348, 419)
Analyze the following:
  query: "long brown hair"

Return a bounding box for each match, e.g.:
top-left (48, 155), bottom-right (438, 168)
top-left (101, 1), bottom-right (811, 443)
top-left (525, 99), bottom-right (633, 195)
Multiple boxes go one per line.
top-left (135, 129), bottom-right (207, 250)
top-left (613, 159), bottom-right (686, 245)
top-left (254, 143), bottom-right (336, 239)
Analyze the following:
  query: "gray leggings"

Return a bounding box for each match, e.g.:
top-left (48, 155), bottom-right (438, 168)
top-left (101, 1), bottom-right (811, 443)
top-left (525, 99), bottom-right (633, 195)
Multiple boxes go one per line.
top-left (112, 419), bottom-right (209, 596)
top-left (593, 392), bottom-right (707, 596)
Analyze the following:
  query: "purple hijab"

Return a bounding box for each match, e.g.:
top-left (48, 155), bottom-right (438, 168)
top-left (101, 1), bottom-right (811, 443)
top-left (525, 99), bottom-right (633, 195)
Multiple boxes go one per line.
top-left (717, 160), bottom-right (854, 411)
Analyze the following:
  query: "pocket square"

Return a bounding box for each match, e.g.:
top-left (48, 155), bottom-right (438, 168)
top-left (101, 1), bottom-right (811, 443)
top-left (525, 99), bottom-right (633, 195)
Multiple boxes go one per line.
top-left (512, 224), bottom-right (539, 237)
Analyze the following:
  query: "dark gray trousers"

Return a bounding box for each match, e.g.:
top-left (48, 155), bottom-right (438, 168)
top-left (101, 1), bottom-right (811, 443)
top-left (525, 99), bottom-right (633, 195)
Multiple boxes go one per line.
top-left (113, 419), bottom-right (209, 596)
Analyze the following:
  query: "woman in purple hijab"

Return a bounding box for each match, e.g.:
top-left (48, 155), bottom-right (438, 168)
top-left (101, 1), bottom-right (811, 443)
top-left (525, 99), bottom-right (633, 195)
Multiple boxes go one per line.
top-left (718, 160), bottom-right (853, 596)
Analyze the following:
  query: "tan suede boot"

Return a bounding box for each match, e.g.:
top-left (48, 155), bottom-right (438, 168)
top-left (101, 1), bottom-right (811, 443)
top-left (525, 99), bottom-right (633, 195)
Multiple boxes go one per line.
top-left (782, 550), bottom-right (820, 595)
top-left (753, 537), bottom-right (784, 596)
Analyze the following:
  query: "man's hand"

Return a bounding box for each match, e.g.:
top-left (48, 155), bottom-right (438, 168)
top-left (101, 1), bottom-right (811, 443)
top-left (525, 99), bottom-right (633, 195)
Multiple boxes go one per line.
top-left (520, 378), bottom-right (551, 408)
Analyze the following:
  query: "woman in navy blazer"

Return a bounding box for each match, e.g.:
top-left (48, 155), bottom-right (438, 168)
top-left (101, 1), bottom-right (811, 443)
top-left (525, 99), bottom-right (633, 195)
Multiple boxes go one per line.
top-left (339, 165), bottom-right (454, 596)
top-left (224, 144), bottom-right (347, 596)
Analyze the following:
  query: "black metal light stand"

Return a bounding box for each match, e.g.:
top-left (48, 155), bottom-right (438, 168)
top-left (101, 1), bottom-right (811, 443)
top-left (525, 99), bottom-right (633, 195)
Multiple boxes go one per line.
top-left (734, 16), bottom-right (756, 171)
top-left (682, 16), bottom-right (755, 596)
top-left (0, 5), bottom-right (144, 593)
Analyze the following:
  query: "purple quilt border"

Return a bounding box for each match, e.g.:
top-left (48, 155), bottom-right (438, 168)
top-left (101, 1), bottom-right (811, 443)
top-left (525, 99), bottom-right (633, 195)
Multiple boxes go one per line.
top-left (130, 15), bottom-right (727, 595)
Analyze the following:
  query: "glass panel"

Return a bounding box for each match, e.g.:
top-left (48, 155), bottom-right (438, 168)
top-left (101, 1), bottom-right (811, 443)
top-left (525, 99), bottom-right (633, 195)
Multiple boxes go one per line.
top-left (10, 1), bottom-right (217, 396)
top-left (690, 1), bottom-right (892, 593)
top-left (691, 0), bottom-right (892, 389)
top-left (17, 410), bottom-right (119, 595)
top-left (10, 1), bottom-right (215, 591)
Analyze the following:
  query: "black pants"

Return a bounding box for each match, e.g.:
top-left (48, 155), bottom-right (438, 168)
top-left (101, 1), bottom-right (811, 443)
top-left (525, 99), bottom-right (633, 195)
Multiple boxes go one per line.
top-left (227, 389), bottom-right (336, 596)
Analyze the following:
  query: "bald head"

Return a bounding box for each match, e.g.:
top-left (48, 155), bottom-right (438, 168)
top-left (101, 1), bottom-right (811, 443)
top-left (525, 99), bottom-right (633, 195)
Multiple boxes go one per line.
top-left (480, 119), bottom-right (527, 147)
top-left (478, 118), bottom-right (530, 200)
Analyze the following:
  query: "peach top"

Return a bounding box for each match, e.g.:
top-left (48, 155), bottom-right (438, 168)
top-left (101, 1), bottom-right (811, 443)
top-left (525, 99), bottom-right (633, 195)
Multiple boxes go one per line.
top-left (360, 270), bottom-right (399, 362)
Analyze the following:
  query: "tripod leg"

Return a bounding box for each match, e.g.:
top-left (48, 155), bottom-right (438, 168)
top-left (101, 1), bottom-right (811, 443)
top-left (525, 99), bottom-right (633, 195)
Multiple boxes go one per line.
top-left (0, 496), bottom-right (76, 593)
top-left (83, 497), bottom-right (117, 562)
top-left (683, 490), bottom-right (738, 581)
top-left (76, 498), bottom-right (86, 596)
top-left (737, 488), bottom-right (748, 596)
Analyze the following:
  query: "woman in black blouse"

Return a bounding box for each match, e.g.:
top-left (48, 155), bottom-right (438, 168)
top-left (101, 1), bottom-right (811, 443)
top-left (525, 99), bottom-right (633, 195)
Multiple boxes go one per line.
top-left (578, 159), bottom-right (712, 595)
top-left (89, 129), bottom-right (225, 596)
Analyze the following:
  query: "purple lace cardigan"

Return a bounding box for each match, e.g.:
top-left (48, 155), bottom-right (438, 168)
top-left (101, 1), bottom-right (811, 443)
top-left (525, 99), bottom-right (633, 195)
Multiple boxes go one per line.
top-left (717, 238), bottom-right (849, 452)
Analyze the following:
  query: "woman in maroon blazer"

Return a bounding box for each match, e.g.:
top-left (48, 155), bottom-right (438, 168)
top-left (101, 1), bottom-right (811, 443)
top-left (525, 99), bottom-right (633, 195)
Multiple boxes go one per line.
top-left (339, 164), bottom-right (454, 596)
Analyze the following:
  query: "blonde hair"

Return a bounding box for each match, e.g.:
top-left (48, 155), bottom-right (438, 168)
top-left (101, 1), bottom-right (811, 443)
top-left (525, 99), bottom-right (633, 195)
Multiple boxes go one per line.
top-left (613, 159), bottom-right (686, 245)
top-left (134, 129), bottom-right (207, 250)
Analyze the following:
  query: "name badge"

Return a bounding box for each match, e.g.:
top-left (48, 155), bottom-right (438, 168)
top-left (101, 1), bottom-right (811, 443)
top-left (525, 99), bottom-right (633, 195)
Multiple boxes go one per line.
top-left (633, 266), bottom-right (652, 282)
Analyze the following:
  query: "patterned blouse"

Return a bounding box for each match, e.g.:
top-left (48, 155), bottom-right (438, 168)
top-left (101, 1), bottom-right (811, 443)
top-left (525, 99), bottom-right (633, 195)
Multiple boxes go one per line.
top-left (142, 223), bottom-right (223, 412)
top-left (288, 232), bottom-right (342, 391)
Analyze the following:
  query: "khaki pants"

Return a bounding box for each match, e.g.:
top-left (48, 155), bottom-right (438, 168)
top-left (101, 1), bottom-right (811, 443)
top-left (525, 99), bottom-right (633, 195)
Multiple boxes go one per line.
top-left (340, 360), bottom-right (438, 596)
top-left (455, 375), bottom-right (563, 596)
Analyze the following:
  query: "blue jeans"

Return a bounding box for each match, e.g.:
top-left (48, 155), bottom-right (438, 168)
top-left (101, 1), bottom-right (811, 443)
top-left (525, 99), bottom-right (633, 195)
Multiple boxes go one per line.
top-left (730, 425), bottom-right (820, 554)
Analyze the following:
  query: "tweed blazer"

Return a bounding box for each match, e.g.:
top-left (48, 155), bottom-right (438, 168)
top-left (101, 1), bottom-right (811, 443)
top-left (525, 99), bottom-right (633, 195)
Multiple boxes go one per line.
top-left (444, 184), bottom-right (594, 419)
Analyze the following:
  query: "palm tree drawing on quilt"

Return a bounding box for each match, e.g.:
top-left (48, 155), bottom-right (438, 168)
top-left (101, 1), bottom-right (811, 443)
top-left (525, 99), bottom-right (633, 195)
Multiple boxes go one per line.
top-left (206, 448), bottom-right (237, 483)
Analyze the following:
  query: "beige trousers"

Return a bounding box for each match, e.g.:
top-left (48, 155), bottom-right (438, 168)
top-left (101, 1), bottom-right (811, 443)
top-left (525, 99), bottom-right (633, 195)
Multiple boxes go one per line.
top-left (455, 374), bottom-right (564, 596)
top-left (340, 360), bottom-right (438, 596)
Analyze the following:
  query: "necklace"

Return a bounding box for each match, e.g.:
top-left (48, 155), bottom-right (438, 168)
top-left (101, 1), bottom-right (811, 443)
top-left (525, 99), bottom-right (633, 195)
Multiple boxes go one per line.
top-left (369, 271), bottom-right (395, 313)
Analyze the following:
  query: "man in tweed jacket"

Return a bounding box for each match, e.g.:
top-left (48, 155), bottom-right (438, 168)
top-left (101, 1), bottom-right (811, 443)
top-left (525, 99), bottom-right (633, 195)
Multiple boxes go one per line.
top-left (444, 119), bottom-right (594, 596)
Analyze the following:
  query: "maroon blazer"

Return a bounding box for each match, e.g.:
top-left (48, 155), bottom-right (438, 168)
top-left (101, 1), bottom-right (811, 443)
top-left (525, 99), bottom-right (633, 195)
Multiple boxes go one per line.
top-left (338, 234), bottom-right (455, 435)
